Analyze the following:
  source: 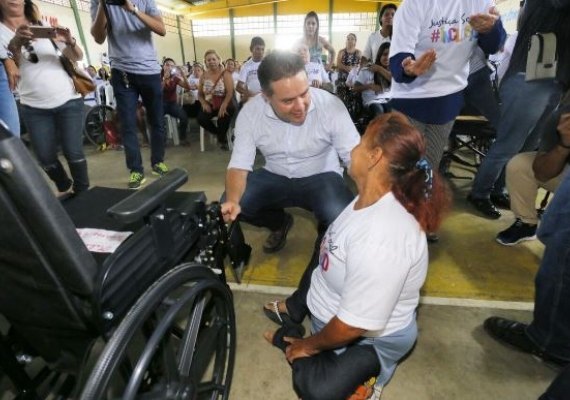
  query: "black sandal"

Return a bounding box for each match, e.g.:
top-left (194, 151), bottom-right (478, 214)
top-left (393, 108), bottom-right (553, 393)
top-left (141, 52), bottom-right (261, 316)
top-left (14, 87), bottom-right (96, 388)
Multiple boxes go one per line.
top-left (263, 300), bottom-right (291, 325)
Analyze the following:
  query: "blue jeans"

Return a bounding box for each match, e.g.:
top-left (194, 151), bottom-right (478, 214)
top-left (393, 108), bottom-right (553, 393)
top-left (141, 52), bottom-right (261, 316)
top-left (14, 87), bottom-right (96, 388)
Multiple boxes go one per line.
top-left (312, 316), bottom-right (417, 386)
top-left (111, 69), bottom-right (165, 174)
top-left (526, 170), bottom-right (570, 361)
top-left (163, 101), bottom-right (188, 141)
top-left (235, 169), bottom-right (354, 231)
top-left (471, 73), bottom-right (562, 198)
top-left (20, 98), bottom-right (89, 192)
top-left (0, 65), bottom-right (20, 137)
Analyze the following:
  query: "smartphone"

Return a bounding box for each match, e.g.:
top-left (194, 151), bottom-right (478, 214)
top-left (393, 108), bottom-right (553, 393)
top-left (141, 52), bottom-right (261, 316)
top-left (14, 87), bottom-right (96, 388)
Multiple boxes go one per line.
top-left (170, 67), bottom-right (178, 75)
top-left (29, 26), bottom-right (56, 39)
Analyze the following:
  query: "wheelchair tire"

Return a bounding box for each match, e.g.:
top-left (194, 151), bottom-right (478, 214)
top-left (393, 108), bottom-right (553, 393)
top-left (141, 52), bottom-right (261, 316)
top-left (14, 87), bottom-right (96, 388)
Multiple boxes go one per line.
top-left (84, 105), bottom-right (114, 146)
top-left (80, 263), bottom-right (236, 400)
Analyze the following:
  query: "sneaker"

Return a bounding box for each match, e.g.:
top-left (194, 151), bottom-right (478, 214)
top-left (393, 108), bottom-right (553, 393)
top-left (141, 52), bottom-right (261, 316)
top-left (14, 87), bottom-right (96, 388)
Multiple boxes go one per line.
top-left (496, 219), bottom-right (537, 246)
top-left (370, 383), bottom-right (383, 400)
top-left (483, 317), bottom-right (568, 367)
top-left (347, 377), bottom-right (381, 400)
top-left (128, 171), bottom-right (146, 189)
top-left (263, 213), bottom-right (294, 254)
top-left (490, 193), bottom-right (511, 209)
top-left (467, 194), bottom-right (501, 219)
top-left (426, 232), bottom-right (439, 243)
top-left (151, 162), bottom-right (169, 176)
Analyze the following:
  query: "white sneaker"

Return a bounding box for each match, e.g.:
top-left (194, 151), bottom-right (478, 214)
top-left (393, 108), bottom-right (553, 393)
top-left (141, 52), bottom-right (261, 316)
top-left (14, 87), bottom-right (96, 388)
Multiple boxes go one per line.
top-left (369, 383), bottom-right (383, 400)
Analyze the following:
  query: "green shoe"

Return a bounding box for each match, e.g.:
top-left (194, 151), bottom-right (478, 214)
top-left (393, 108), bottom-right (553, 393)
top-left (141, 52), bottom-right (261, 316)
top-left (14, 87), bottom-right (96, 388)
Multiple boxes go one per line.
top-left (128, 171), bottom-right (146, 189)
top-left (152, 162), bottom-right (169, 176)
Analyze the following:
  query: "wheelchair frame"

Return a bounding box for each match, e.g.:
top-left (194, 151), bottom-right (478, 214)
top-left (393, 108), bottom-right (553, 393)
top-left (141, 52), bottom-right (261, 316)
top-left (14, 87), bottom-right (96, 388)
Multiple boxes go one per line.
top-left (0, 123), bottom-right (250, 399)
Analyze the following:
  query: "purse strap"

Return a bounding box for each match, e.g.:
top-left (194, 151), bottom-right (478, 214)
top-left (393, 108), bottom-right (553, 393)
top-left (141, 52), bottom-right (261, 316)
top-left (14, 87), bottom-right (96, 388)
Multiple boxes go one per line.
top-left (212, 72), bottom-right (225, 89)
top-left (49, 39), bottom-right (75, 78)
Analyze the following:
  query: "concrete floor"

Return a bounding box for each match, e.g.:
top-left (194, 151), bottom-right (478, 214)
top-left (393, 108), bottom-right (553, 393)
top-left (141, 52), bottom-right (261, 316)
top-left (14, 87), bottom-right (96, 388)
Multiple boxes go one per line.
top-left (76, 125), bottom-right (558, 399)
top-left (3, 124), bottom-right (557, 399)
top-left (232, 292), bottom-right (557, 400)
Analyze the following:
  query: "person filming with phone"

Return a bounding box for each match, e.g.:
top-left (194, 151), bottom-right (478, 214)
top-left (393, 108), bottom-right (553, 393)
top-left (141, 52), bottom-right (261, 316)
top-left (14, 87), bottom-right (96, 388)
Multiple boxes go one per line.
top-left (90, 0), bottom-right (168, 189)
top-left (161, 58), bottom-right (191, 146)
top-left (0, 0), bottom-right (90, 195)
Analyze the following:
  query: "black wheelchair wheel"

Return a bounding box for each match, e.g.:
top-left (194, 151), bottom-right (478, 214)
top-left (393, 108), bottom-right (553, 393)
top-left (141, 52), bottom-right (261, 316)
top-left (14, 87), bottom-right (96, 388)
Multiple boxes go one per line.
top-left (84, 105), bottom-right (114, 146)
top-left (80, 263), bottom-right (236, 400)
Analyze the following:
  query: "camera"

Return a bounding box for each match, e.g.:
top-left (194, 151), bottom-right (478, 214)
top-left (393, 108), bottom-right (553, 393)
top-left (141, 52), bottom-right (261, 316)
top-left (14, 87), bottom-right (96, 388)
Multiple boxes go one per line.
top-left (105, 0), bottom-right (126, 5)
top-left (170, 67), bottom-right (178, 75)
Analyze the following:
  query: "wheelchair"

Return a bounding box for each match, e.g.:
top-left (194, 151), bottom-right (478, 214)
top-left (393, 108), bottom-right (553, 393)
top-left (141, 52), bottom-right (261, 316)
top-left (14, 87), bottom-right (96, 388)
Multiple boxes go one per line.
top-left (0, 123), bottom-right (251, 399)
top-left (439, 106), bottom-right (496, 180)
top-left (84, 84), bottom-right (117, 148)
top-left (84, 103), bottom-right (115, 147)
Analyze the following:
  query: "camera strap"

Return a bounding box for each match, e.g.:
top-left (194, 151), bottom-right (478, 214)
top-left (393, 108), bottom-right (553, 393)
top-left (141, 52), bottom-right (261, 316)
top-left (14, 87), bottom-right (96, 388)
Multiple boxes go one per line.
top-left (102, 1), bottom-right (113, 33)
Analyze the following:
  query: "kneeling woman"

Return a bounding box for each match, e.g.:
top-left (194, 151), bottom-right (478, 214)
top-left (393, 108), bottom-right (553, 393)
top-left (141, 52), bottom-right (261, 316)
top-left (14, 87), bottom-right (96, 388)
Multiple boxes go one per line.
top-left (265, 112), bottom-right (449, 399)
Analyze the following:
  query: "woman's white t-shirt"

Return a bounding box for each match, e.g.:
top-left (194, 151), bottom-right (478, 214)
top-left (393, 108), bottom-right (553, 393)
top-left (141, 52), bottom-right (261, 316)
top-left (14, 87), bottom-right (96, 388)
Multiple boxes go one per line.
top-left (389, 0), bottom-right (493, 99)
top-left (356, 68), bottom-right (391, 106)
top-left (305, 61), bottom-right (330, 86)
top-left (0, 23), bottom-right (80, 109)
top-left (307, 192), bottom-right (428, 337)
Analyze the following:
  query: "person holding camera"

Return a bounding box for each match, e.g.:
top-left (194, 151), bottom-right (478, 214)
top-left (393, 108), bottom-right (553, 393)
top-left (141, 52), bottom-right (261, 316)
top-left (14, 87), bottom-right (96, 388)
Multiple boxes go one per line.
top-left (1, 0), bottom-right (89, 195)
top-left (161, 58), bottom-right (191, 146)
top-left (90, 0), bottom-right (168, 189)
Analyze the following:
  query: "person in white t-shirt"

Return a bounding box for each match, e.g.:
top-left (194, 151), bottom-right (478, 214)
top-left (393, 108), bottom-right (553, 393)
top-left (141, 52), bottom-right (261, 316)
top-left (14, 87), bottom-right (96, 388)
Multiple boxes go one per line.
top-left (354, 41), bottom-right (392, 117)
top-left (1, 0), bottom-right (89, 194)
top-left (236, 36), bottom-right (265, 104)
top-left (225, 58), bottom-right (240, 86)
top-left (389, 0), bottom-right (505, 170)
top-left (296, 42), bottom-right (331, 91)
top-left (263, 112), bottom-right (450, 399)
top-left (362, 3), bottom-right (397, 66)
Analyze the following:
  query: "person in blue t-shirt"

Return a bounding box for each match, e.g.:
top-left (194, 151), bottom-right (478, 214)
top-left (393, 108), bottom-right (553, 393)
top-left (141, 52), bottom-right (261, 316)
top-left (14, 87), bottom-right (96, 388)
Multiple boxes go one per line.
top-left (90, 0), bottom-right (168, 189)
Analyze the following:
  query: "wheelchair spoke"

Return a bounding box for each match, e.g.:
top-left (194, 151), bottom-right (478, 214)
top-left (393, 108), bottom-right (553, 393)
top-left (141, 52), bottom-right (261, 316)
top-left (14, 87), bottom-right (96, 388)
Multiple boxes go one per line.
top-left (122, 284), bottom-right (207, 400)
top-left (160, 334), bottom-right (179, 389)
top-left (177, 291), bottom-right (210, 378)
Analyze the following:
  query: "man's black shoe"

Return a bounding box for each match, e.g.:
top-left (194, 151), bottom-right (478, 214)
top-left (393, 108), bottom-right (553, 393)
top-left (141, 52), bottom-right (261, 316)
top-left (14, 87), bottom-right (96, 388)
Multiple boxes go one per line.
top-left (426, 233), bottom-right (439, 243)
top-left (467, 194), bottom-right (501, 219)
top-left (491, 193), bottom-right (511, 209)
top-left (484, 317), bottom-right (569, 367)
top-left (263, 213), bottom-right (294, 253)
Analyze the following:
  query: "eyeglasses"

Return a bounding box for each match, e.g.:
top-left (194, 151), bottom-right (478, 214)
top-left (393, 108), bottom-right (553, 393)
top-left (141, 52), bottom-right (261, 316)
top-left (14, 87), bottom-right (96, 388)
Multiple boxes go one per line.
top-left (23, 43), bottom-right (38, 63)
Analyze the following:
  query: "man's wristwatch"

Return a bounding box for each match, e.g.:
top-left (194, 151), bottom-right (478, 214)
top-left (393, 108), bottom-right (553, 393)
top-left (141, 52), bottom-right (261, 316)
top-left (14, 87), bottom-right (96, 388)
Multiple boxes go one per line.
top-left (131, 5), bottom-right (139, 15)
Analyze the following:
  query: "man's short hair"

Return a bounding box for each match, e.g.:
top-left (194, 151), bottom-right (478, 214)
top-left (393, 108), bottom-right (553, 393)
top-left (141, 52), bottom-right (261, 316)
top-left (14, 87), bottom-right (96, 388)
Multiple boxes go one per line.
top-left (379, 3), bottom-right (397, 25)
top-left (250, 36), bottom-right (265, 51)
top-left (258, 51), bottom-right (305, 96)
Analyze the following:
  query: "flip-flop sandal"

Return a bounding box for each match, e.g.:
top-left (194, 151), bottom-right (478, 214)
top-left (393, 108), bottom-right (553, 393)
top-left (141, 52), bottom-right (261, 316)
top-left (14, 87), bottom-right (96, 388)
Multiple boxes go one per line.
top-left (263, 300), bottom-right (291, 325)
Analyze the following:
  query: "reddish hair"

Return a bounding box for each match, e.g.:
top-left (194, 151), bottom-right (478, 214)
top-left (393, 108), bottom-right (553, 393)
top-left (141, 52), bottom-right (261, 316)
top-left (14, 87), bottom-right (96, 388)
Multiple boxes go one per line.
top-left (366, 112), bottom-right (451, 232)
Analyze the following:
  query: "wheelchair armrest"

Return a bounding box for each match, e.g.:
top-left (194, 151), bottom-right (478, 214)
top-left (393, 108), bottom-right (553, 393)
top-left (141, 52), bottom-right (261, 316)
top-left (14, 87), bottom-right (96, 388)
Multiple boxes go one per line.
top-left (107, 168), bottom-right (188, 224)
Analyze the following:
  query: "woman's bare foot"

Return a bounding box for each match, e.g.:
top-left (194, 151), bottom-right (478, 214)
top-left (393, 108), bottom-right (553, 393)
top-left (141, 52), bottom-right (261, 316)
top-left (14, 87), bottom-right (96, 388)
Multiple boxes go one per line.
top-left (263, 330), bottom-right (276, 345)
